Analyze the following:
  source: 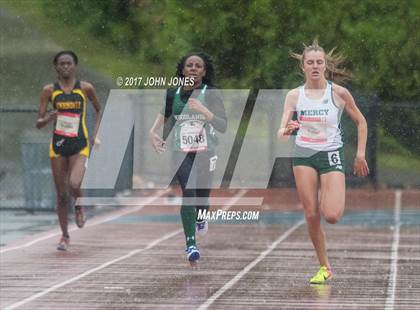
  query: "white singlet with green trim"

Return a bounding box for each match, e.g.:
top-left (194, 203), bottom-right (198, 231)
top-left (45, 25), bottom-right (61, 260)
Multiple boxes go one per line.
top-left (295, 81), bottom-right (343, 151)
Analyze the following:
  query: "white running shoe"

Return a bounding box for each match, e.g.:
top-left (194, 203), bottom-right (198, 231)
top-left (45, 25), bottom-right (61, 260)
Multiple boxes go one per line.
top-left (196, 220), bottom-right (208, 236)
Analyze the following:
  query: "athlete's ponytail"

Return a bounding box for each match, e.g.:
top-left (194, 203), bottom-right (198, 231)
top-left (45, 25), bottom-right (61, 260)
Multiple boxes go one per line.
top-left (290, 39), bottom-right (352, 84)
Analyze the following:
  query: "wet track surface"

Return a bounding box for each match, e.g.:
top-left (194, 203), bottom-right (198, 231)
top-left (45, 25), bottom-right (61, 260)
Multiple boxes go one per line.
top-left (0, 189), bottom-right (419, 309)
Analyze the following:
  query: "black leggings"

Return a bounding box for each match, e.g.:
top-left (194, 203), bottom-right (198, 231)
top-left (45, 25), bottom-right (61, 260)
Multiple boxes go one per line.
top-left (174, 151), bottom-right (215, 220)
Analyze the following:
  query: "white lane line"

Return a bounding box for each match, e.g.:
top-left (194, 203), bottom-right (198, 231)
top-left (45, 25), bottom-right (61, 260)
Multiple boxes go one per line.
top-left (198, 218), bottom-right (305, 310)
top-left (76, 195), bottom-right (262, 206)
top-left (0, 189), bottom-right (253, 254)
top-left (0, 189), bottom-right (169, 254)
top-left (222, 189), bottom-right (248, 211)
top-left (4, 189), bottom-right (248, 309)
top-left (385, 189), bottom-right (402, 310)
top-left (4, 228), bottom-right (182, 310)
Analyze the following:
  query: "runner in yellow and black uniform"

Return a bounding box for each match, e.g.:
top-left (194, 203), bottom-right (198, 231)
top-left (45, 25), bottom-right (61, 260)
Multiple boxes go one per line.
top-left (50, 80), bottom-right (89, 158)
top-left (37, 51), bottom-right (102, 251)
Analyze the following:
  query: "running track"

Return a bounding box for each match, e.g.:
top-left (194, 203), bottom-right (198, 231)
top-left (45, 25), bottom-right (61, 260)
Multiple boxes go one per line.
top-left (0, 189), bottom-right (419, 309)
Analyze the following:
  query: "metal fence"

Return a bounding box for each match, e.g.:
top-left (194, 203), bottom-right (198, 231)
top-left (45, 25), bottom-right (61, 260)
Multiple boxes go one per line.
top-left (0, 107), bottom-right (133, 210)
top-left (0, 109), bottom-right (50, 209)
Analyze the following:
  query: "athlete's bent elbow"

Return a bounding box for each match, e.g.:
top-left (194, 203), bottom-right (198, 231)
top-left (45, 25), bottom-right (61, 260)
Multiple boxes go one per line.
top-left (355, 114), bottom-right (367, 128)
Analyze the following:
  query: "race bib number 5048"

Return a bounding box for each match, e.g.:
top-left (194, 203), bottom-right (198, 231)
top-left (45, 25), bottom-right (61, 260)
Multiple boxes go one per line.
top-left (180, 121), bottom-right (208, 152)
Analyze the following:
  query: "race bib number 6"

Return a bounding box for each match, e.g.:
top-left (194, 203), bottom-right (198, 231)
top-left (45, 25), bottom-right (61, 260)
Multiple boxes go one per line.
top-left (55, 112), bottom-right (80, 137)
top-left (328, 150), bottom-right (341, 166)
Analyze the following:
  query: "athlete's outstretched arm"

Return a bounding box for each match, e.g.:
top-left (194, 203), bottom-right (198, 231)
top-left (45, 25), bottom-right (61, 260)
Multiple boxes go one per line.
top-left (342, 87), bottom-right (369, 177)
top-left (277, 89), bottom-right (299, 140)
top-left (36, 84), bottom-right (56, 129)
top-left (83, 82), bottom-right (102, 145)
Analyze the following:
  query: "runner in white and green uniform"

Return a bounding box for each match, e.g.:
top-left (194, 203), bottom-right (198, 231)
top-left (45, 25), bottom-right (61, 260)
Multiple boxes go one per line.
top-left (149, 52), bottom-right (226, 265)
top-left (293, 81), bottom-right (345, 175)
top-left (278, 40), bottom-right (369, 284)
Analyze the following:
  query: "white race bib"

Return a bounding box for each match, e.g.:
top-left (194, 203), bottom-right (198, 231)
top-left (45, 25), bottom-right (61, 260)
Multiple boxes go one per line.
top-left (55, 112), bottom-right (80, 137)
top-left (209, 155), bottom-right (218, 172)
top-left (328, 151), bottom-right (341, 166)
top-left (299, 119), bottom-right (327, 143)
top-left (180, 121), bottom-right (208, 152)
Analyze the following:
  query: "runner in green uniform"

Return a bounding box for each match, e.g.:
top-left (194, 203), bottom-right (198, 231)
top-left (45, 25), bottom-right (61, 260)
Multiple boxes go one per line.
top-left (149, 52), bottom-right (227, 265)
top-left (278, 40), bottom-right (369, 283)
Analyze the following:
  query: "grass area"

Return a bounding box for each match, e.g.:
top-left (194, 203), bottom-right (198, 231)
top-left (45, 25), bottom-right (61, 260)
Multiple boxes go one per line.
top-left (377, 126), bottom-right (420, 171)
top-left (378, 152), bottom-right (420, 172)
top-left (2, 1), bottom-right (167, 82)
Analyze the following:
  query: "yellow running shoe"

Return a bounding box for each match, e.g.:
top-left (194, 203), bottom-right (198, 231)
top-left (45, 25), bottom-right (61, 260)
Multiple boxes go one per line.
top-left (310, 266), bottom-right (333, 284)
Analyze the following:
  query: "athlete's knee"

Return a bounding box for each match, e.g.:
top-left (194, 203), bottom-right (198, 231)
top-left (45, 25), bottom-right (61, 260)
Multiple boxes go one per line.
top-left (304, 208), bottom-right (320, 222)
top-left (69, 179), bottom-right (81, 195)
top-left (324, 211), bottom-right (342, 224)
top-left (321, 200), bottom-right (344, 224)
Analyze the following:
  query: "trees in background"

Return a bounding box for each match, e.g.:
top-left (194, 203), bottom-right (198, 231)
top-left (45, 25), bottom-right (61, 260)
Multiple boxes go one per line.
top-left (41, 0), bottom-right (419, 154)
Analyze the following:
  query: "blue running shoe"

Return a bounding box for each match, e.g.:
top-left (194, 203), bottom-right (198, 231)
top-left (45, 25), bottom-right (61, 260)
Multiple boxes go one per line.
top-left (186, 245), bottom-right (200, 262)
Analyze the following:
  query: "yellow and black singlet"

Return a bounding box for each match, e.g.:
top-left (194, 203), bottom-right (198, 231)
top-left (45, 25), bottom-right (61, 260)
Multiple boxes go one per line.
top-left (49, 80), bottom-right (89, 158)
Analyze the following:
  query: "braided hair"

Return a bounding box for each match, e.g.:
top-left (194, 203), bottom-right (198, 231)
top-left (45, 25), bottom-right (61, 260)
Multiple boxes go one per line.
top-left (53, 50), bottom-right (78, 65)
